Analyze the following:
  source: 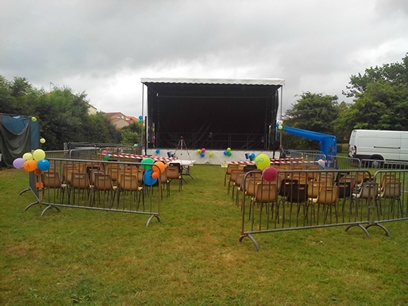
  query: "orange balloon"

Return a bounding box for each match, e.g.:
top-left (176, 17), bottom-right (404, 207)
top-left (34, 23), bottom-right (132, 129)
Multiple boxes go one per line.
top-left (23, 160), bottom-right (37, 172)
top-left (154, 161), bottom-right (166, 173)
top-left (151, 171), bottom-right (159, 179)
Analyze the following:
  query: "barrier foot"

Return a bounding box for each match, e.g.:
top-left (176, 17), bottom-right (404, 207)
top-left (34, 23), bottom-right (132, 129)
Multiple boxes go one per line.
top-left (146, 214), bottom-right (160, 227)
top-left (365, 222), bottom-right (390, 237)
top-left (24, 201), bottom-right (39, 211)
top-left (345, 223), bottom-right (371, 238)
top-left (19, 187), bottom-right (31, 196)
top-left (40, 205), bottom-right (60, 216)
top-left (239, 232), bottom-right (260, 252)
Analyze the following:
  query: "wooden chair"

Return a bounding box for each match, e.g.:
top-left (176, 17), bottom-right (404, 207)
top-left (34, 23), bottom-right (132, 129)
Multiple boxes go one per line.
top-left (117, 173), bottom-right (144, 210)
top-left (93, 174), bottom-right (118, 207)
top-left (70, 172), bottom-right (91, 205)
top-left (41, 171), bottom-right (67, 203)
top-left (250, 182), bottom-right (278, 230)
top-left (166, 164), bottom-right (182, 194)
top-left (313, 185), bottom-right (339, 224)
top-left (377, 181), bottom-right (403, 217)
top-left (224, 163), bottom-right (239, 186)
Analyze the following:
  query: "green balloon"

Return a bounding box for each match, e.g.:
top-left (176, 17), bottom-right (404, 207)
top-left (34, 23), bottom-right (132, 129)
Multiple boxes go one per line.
top-left (141, 158), bottom-right (154, 170)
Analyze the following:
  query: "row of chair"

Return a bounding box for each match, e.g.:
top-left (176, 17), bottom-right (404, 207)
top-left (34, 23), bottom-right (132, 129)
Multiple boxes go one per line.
top-left (40, 161), bottom-right (186, 208)
top-left (225, 164), bottom-right (404, 226)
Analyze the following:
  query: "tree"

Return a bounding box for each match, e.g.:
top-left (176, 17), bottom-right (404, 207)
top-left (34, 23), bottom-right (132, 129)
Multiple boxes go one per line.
top-left (340, 53), bottom-right (408, 133)
top-left (120, 122), bottom-right (143, 145)
top-left (282, 92), bottom-right (339, 150)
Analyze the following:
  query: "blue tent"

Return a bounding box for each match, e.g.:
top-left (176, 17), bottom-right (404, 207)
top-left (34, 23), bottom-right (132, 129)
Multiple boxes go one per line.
top-left (0, 114), bottom-right (40, 167)
top-left (282, 126), bottom-right (337, 158)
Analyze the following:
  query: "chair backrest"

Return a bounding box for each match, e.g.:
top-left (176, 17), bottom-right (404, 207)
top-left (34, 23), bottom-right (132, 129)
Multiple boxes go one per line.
top-left (106, 164), bottom-right (122, 182)
top-left (279, 179), bottom-right (298, 197)
top-left (255, 183), bottom-right (278, 203)
top-left (307, 181), bottom-right (321, 199)
top-left (118, 174), bottom-right (139, 191)
top-left (318, 172), bottom-right (334, 186)
top-left (41, 172), bottom-right (62, 188)
top-left (317, 185), bottom-right (339, 204)
top-left (380, 174), bottom-right (398, 190)
top-left (94, 174), bottom-right (113, 190)
top-left (226, 163), bottom-right (239, 175)
top-left (166, 165), bottom-right (180, 179)
top-left (71, 172), bottom-right (90, 189)
top-left (382, 181), bottom-right (401, 198)
top-left (63, 164), bottom-right (80, 183)
top-left (229, 169), bottom-right (243, 183)
top-left (289, 183), bottom-right (308, 203)
top-left (358, 181), bottom-right (378, 199)
top-left (245, 177), bottom-right (262, 197)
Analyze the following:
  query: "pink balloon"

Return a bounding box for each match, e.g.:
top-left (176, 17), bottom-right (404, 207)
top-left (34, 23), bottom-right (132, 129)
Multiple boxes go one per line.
top-left (262, 166), bottom-right (278, 182)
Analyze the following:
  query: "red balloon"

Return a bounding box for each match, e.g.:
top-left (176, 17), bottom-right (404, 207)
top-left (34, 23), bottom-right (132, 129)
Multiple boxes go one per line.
top-left (262, 166), bottom-right (278, 182)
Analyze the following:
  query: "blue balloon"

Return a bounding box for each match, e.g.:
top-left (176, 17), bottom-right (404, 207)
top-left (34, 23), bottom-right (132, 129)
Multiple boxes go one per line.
top-left (224, 151), bottom-right (228, 156)
top-left (155, 149), bottom-right (160, 154)
top-left (143, 169), bottom-right (157, 186)
top-left (37, 159), bottom-right (50, 171)
top-left (200, 152), bottom-right (205, 157)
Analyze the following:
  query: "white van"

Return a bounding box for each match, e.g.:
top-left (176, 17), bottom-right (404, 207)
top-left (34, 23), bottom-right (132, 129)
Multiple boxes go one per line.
top-left (348, 129), bottom-right (408, 162)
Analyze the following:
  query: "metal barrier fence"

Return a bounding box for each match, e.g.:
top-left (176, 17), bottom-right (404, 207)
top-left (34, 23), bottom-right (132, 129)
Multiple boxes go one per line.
top-left (234, 167), bottom-right (408, 251)
top-left (24, 158), bottom-right (163, 226)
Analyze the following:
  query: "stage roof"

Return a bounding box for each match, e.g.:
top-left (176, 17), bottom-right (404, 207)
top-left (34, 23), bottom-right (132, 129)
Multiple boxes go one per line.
top-left (141, 77), bottom-right (285, 86)
top-left (141, 77), bottom-right (284, 150)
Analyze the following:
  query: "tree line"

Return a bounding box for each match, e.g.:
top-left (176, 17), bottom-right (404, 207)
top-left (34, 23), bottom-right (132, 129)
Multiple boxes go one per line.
top-left (282, 53), bottom-right (408, 151)
top-left (0, 77), bottom-right (142, 150)
top-left (1, 53), bottom-right (407, 151)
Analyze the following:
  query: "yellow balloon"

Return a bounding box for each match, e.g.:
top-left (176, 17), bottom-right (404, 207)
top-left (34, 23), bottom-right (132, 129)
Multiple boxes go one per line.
top-left (40, 138), bottom-right (46, 144)
top-left (255, 153), bottom-right (271, 170)
top-left (33, 149), bottom-right (46, 161)
top-left (23, 152), bottom-right (33, 160)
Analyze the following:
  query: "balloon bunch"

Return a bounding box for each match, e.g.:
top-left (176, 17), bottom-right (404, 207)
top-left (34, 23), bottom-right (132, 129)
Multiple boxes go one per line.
top-left (141, 158), bottom-right (166, 186)
top-left (13, 149), bottom-right (50, 173)
top-left (276, 120), bottom-right (283, 131)
top-left (246, 152), bottom-right (256, 161)
top-left (223, 147), bottom-right (232, 157)
top-left (133, 143), bottom-right (141, 147)
top-left (317, 159), bottom-right (326, 169)
top-left (196, 148), bottom-right (206, 157)
top-left (137, 115), bottom-right (144, 127)
top-left (101, 149), bottom-right (112, 160)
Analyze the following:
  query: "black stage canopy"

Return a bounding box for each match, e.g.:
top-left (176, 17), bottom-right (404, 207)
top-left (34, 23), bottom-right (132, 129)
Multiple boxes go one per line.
top-left (141, 78), bottom-right (284, 151)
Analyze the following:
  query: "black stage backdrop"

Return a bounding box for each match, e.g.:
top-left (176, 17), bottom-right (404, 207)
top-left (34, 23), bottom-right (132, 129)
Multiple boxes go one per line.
top-left (142, 79), bottom-right (283, 151)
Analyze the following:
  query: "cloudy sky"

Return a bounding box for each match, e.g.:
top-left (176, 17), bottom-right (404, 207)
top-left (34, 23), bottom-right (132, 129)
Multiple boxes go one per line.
top-left (1, 0), bottom-right (408, 117)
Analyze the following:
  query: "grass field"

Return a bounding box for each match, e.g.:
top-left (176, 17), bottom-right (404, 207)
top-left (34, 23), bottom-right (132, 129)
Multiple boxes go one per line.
top-left (1, 165), bottom-right (408, 305)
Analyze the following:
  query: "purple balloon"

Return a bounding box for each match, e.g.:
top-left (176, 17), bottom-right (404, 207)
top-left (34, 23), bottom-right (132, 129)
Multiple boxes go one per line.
top-left (13, 158), bottom-right (25, 169)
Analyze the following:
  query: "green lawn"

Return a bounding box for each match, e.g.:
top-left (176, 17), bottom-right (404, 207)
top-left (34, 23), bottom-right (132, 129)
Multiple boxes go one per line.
top-left (1, 165), bottom-right (408, 305)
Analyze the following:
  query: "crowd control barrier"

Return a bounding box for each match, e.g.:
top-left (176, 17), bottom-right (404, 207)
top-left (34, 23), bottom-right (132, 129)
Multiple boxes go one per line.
top-left (24, 158), bottom-right (162, 227)
top-left (236, 167), bottom-right (408, 251)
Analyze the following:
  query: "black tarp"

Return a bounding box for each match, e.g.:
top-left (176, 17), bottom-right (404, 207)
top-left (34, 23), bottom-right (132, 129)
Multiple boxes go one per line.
top-left (142, 78), bottom-right (284, 151)
top-left (0, 114), bottom-right (40, 167)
